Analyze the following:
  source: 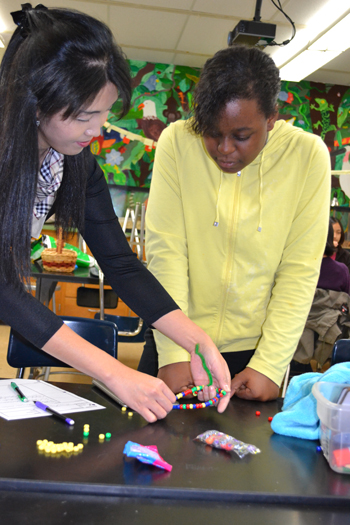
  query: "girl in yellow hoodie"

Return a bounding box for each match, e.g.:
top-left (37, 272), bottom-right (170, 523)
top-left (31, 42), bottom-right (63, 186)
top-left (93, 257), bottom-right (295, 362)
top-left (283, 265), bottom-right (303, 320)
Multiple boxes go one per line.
top-left (141, 45), bottom-right (331, 402)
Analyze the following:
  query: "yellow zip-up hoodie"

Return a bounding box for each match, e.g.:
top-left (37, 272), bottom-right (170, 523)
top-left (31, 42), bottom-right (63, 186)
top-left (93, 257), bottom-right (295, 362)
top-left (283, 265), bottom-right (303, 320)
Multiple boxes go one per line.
top-left (146, 119), bottom-right (331, 386)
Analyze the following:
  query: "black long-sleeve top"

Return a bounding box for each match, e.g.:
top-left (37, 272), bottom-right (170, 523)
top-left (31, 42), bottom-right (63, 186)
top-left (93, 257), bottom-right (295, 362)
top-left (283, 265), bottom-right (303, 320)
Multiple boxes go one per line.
top-left (0, 152), bottom-right (179, 348)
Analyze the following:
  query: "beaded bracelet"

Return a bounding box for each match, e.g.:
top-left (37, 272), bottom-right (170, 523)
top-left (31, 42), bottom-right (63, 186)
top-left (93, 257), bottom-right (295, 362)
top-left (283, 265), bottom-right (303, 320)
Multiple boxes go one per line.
top-left (172, 385), bottom-right (227, 410)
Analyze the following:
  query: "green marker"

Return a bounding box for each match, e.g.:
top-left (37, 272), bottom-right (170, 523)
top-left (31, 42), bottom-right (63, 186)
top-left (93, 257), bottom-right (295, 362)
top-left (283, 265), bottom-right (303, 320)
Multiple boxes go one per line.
top-left (195, 344), bottom-right (213, 386)
top-left (10, 382), bottom-right (28, 403)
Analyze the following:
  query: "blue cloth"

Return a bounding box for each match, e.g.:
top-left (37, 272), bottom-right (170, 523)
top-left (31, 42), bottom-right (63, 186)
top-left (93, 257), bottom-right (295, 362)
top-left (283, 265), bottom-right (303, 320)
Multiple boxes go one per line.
top-left (271, 363), bottom-right (350, 440)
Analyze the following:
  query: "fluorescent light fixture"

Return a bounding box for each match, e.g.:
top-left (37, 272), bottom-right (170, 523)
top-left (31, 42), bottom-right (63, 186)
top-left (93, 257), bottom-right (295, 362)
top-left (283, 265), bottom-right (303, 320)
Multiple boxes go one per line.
top-left (273, 1), bottom-right (350, 68)
top-left (279, 9), bottom-right (350, 81)
top-left (279, 49), bottom-right (341, 82)
top-left (308, 13), bottom-right (350, 52)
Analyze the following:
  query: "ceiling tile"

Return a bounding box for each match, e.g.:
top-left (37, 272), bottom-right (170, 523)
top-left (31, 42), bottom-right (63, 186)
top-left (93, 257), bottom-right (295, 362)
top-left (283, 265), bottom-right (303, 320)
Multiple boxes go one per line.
top-left (109, 0), bottom-right (195, 8)
top-left (305, 69), bottom-right (350, 86)
top-left (192, 0), bottom-right (255, 19)
top-left (177, 15), bottom-right (235, 55)
top-left (270, 0), bottom-right (341, 25)
top-left (109, 5), bottom-right (187, 49)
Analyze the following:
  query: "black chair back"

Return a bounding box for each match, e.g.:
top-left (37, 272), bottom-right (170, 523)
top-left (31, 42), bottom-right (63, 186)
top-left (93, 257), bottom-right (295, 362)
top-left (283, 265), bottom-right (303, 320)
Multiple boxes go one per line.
top-left (94, 313), bottom-right (147, 343)
top-left (331, 339), bottom-right (350, 366)
top-left (7, 316), bottom-right (118, 370)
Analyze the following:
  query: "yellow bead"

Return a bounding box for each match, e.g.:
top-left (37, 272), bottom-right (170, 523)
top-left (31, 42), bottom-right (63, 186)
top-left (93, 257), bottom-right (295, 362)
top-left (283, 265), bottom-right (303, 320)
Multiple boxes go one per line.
top-left (128, 412), bottom-right (133, 417)
top-left (42, 439), bottom-right (48, 445)
top-left (77, 443), bottom-right (84, 449)
top-left (121, 406), bottom-right (127, 412)
top-left (36, 440), bottom-right (43, 446)
top-left (189, 404), bottom-right (193, 409)
top-left (99, 434), bottom-right (105, 440)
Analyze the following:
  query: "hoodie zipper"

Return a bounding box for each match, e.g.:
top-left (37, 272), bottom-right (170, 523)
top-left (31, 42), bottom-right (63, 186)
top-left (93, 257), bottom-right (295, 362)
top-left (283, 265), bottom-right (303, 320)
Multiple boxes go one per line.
top-left (214, 170), bottom-right (243, 345)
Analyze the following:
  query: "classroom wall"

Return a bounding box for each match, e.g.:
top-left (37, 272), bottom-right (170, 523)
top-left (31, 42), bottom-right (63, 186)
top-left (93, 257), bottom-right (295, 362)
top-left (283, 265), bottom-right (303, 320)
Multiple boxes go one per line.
top-left (91, 60), bottom-right (350, 216)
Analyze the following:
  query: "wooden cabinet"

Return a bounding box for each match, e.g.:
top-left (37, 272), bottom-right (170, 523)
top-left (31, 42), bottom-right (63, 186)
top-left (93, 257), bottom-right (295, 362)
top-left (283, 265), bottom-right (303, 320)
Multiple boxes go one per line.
top-left (40, 225), bottom-right (138, 319)
top-left (53, 282), bottom-right (137, 318)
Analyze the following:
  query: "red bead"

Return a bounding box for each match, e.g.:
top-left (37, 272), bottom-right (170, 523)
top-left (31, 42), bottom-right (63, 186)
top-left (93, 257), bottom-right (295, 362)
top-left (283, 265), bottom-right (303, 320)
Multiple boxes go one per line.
top-left (255, 411), bottom-right (261, 416)
top-left (268, 417), bottom-right (273, 422)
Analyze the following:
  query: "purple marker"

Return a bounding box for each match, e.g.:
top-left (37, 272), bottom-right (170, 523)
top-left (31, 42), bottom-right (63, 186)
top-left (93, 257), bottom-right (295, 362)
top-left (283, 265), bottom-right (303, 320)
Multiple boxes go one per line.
top-left (34, 401), bottom-right (75, 426)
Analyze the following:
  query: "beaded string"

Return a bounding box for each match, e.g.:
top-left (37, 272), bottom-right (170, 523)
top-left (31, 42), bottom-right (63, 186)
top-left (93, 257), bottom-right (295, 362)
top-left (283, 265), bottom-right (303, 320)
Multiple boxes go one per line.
top-left (172, 344), bottom-right (227, 410)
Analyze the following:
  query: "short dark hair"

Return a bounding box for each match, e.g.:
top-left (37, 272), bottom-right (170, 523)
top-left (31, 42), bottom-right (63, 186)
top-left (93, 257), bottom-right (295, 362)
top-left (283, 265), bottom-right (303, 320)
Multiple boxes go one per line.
top-left (190, 45), bottom-right (281, 136)
top-left (0, 5), bottom-right (131, 285)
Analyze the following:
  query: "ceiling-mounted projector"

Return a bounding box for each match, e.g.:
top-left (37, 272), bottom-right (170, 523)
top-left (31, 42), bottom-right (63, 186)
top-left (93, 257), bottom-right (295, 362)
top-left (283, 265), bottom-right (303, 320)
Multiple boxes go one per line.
top-left (228, 19), bottom-right (276, 47)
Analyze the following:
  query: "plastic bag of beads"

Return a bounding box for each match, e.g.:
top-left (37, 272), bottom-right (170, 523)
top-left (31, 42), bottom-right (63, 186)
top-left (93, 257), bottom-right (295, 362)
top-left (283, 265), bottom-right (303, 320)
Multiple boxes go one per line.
top-left (194, 430), bottom-right (261, 458)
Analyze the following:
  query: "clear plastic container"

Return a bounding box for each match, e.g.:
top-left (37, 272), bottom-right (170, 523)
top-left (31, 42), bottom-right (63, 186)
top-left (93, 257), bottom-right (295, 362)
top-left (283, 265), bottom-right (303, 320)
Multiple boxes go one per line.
top-left (312, 381), bottom-right (350, 474)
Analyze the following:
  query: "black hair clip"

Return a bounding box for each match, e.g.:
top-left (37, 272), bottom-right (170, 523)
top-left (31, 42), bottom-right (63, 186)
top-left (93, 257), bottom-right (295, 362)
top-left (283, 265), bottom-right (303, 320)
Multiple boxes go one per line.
top-left (11, 3), bottom-right (48, 38)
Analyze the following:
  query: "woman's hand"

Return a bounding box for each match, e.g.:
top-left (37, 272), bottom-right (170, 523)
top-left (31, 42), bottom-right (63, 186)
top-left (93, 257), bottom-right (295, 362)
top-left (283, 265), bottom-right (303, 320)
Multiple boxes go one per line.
top-left (105, 365), bottom-right (176, 423)
top-left (153, 310), bottom-right (231, 412)
top-left (158, 353), bottom-right (231, 413)
top-left (189, 343), bottom-right (231, 412)
top-left (43, 323), bottom-right (175, 423)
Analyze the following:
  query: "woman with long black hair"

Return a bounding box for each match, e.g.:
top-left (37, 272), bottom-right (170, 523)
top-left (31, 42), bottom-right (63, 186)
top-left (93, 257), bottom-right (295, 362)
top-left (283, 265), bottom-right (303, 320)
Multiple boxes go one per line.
top-left (0, 4), bottom-right (231, 422)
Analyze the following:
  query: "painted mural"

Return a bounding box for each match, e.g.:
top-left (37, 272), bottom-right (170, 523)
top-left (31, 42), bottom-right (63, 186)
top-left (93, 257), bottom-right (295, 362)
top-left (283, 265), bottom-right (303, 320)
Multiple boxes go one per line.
top-left (90, 60), bottom-right (199, 216)
top-left (278, 80), bottom-right (350, 240)
top-left (90, 60), bottom-right (350, 230)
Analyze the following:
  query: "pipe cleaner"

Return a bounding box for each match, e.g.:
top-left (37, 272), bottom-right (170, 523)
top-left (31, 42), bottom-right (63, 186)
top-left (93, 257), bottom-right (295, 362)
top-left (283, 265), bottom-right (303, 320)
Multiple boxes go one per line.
top-left (172, 344), bottom-right (226, 409)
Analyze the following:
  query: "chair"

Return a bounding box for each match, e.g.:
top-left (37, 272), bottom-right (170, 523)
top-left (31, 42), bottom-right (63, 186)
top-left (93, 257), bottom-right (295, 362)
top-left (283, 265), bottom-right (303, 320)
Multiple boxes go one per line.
top-left (282, 333), bottom-right (350, 398)
top-left (94, 312), bottom-right (147, 343)
top-left (7, 316), bottom-right (118, 379)
top-left (331, 339), bottom-right (350, 366)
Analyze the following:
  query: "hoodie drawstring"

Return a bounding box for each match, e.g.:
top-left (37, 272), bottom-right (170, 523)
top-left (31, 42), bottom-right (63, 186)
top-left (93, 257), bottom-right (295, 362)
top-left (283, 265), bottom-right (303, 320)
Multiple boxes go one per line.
top-left (213, 170), bottom-right (223, 226)
top-left (257, 147), bottom-right (265, 233)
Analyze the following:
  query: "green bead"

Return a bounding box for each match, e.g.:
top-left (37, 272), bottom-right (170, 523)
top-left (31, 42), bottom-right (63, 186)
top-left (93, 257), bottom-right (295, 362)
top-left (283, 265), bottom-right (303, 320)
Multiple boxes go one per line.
top-left (106, 432), bottom-right (111, 439)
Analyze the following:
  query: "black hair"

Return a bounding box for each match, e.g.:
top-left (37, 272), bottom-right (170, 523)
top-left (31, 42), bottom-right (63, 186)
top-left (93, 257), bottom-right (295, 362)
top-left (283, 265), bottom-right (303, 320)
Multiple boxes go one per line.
top-left (190, 44), bottom-right (281, 136)
top-left (0, 5), bottom-right (132, 286)
top-left (330, 216), bottom-right (345, 248)
top-left (325, 219), bottom-right (337, 257)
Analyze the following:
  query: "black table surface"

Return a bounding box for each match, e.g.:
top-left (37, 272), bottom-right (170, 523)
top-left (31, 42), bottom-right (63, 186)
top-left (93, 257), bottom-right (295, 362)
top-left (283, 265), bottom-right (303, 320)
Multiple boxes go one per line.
top-left (31, 261), bottom-right (100, 285)
top-left (1, 383), bottom-right (349, 507)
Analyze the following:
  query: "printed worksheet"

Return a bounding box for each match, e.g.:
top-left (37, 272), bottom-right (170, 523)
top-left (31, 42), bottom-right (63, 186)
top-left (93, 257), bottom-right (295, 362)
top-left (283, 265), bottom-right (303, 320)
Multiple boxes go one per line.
top-left (0, 379), bottom-right (105, 421)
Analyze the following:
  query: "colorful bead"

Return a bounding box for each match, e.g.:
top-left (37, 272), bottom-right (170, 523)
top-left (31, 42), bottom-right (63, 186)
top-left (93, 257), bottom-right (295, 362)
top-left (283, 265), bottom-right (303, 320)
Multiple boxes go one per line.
top-left (255, 411), bottom-right (261, 416)
top-left (172, 386), bottom-right (227, 410)
top-left (268, 417), bottom-right (273, 422)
